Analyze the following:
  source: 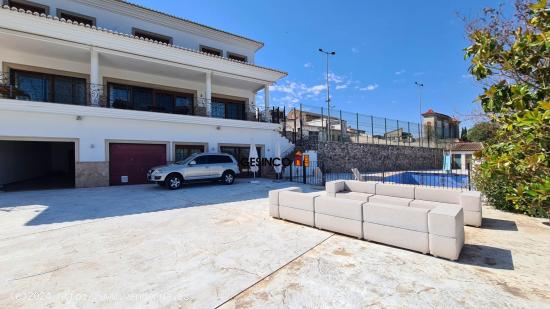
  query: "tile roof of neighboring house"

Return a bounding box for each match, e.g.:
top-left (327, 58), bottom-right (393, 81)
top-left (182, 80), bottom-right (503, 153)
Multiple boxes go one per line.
top-left (1, 5), bottom-right (287, 76)
top-left (450, 142), bottom-right (483, 152)
top-left (422, 108), bottom-right (457, 121)
top-left (118, 0), bottom-right (264, 48)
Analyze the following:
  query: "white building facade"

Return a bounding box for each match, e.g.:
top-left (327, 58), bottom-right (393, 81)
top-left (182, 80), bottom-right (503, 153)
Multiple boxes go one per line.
top-left (0, 0), bottom-right (291, 188)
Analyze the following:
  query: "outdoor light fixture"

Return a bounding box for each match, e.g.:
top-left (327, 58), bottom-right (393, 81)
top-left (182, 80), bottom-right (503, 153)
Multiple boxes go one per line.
top-left (414, 81), bottom-right (424, 139)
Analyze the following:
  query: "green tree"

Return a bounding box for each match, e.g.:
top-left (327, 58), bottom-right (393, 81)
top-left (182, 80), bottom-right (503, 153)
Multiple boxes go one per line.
top-left (466, 122), bottom-right (499, 142)
top-left (460, 127), bottom-right (469, 141)
top-left (465, 0), bottom-right (549, 217)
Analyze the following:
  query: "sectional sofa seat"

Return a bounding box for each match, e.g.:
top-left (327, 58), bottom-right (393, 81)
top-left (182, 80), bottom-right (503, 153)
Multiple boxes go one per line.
top-left (269, 186), bottom-right (466, 260)
top-left (411, 187), bottom-right (481, 227)
top-left (326, 180), bottom-right (375, 201)
top-left (363, 202), bottom-right (430, 254)
top-left (315, 196), bottom-right (365, 238)
top-left (326, 180), bottom-right (482, 227)
top-left (277, 190), bottom-right (321, 226)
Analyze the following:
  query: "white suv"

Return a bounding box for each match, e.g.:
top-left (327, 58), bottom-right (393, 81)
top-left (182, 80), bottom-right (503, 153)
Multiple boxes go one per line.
top-left (148, 152), bottom-right (240, 190)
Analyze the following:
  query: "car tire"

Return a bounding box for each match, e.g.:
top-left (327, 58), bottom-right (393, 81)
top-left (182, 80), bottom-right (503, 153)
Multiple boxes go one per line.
top-left (221, 171), bottom-right (235, 185)
top-left (165, 174), bottom-right (183, 190)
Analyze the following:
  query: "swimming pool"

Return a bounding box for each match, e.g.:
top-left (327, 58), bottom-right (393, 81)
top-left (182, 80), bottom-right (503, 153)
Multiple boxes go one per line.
top-left (384, 171), bottom-right (470, 189)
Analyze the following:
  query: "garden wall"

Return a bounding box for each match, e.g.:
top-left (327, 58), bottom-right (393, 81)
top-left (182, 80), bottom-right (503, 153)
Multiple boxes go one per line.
top-left (316, 142), bottom-right (443, 172)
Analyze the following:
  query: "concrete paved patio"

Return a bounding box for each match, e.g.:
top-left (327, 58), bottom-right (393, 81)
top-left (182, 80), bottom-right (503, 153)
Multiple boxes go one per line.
top-left (0, 180), bottom-right (549, 308)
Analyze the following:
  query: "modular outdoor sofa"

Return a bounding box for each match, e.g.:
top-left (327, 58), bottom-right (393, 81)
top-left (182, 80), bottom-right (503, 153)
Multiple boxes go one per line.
top-left (268, 180), bottom-right (480, 260)
top-left (326, 180), bottom-right (482, 227)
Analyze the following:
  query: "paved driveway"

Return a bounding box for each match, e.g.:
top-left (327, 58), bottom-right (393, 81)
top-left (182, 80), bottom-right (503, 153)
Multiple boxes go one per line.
top-left (1, 180), bottom-right (549, 308)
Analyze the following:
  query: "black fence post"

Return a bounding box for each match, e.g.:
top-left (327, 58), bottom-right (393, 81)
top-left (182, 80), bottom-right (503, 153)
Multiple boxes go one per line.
top-left (320, 107), bottom-right (324, 142)
top-left (293, 110), bottom-right (297, 144)
top-left (321, 162), bottom-right (326, 186)
top-left (289, 163), bottom-right (293, 182)
top-left (408, 122), bottom-right (411, 146)
top-left (283, 106), bottom-right (287, 136)
top-left (302, 159), bottom-right (306, 184)
top-left (339, 110), bottom-right (343, 143)
top-left (397, 120), bottom-right (400, 146)
top-left (299, 103), bottom-right (304, 143)
top-left (356, 113), bottom-right (359, 143)
top-left (419, 123), bottom-right (422, 147)
top-left (384, 118), bottom-right (388, 145)
top-left (370, 115), bottom-right (380, 144)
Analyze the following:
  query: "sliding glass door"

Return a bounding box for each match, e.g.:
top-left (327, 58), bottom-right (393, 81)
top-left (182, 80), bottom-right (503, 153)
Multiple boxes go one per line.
top-left (11, 70), bottom-right (86, 105)
top-left (107, 83), bottom-right (194, 115)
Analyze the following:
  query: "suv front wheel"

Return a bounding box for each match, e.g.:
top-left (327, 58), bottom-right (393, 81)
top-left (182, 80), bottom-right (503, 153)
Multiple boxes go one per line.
top-left (165, 174), bottom-right (183, 190)
top-left (221, 171), bottom-right (235, 185)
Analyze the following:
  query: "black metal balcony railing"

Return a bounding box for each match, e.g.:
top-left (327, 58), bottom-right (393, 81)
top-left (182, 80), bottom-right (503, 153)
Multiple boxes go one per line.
top-left (0, 72), bottom-right (282, 123)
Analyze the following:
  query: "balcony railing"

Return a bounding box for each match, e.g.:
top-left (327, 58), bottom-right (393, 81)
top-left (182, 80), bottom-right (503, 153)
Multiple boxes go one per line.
top-left (0, 72), bottom-right (282, 124)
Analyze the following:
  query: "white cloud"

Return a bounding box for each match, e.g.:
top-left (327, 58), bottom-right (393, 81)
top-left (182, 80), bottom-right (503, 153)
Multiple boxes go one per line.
top-left (395, 70), bottom-right (406, 75)
top-left (351, 47), bottom-right (360, 54)
top-left (269, 81), bottom-right (327, 105)
top-left (335, 84), bottom-right (348, 90)
top-left (304, 62), bottom-right (312, 68)
top-left (359, 84), bottom-right (379, 91)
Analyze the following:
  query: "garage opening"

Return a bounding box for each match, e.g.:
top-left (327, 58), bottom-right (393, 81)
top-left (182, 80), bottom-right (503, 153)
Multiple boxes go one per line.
top-left (0, 140), bottom-right (75, 191)
top-left (109, 143), bottom-right (166, 186)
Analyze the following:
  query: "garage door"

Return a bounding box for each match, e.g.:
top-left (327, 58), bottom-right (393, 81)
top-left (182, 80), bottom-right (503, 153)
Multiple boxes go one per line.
top-left (109, 143), bottom-right (166, 185)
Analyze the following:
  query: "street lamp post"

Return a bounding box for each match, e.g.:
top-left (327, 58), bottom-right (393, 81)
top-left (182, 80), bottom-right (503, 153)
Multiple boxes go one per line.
top-left (415, 81), bottom-right (424, 143)
top-left (319, 48), bottom-right (335, 142)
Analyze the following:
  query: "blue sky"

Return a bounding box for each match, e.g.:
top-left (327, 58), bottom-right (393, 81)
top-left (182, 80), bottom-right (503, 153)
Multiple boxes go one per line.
top-left (132, 0), bottom-right (506, 127)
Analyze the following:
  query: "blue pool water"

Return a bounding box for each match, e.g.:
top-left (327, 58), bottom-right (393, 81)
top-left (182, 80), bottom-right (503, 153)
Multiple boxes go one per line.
top-left (384, 172), bottom-right (470, 189)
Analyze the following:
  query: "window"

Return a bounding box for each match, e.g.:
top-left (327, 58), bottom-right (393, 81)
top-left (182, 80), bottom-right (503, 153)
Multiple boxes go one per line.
top-left (11, 70), bottom-right (86, 105)
top-left (132, 28), bottom-right (172, 44)
top-left (107, 83), bottom-right (193, 114)
top-left (7, 0), bottom-right (48, 14)
top-left (194, 155), bottom-right (209, 165)
top-left (227, 52), bottom-right (247, 62)
top-left (175, 145), bottom-right (204, 162)
top-left (200, 45), bottom-right (222, 57)
top-left (57, 9), bottom-right (95, 26)
top-left (211, 97), bottom-right (245, 120)
top-left (209, 155), bottom-right (233, 164)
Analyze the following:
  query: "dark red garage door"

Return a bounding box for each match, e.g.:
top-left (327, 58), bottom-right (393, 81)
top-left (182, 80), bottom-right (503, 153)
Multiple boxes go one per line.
top-left (109, 143), bottom-right (166, 185)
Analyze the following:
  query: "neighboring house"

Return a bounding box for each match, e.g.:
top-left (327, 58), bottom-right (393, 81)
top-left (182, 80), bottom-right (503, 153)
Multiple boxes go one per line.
top-left (0, 0), bottom-right (290, 188)
top-left (422, 109), bottom-right (460, 141)
top-left (285, 109), bottom-right (348, 142)
top-left (449, 142), bottom-right (483, 173)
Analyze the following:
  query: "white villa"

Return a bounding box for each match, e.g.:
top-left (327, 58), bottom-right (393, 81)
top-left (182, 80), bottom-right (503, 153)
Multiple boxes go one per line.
top-left (0, 0), bottom-right (291, 188)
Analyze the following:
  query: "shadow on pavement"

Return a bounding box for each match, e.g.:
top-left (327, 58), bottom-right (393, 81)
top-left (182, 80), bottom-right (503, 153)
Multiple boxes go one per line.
top-left (458, 244), bottom-right (514, 270)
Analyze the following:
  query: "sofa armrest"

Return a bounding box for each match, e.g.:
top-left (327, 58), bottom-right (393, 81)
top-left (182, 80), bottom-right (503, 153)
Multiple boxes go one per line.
top-left (460, 191), bottom-right (482, 212)
top-left (326, 180), bottom-right (345, 196)
top-left (268, 187), bottom-right (302, 218)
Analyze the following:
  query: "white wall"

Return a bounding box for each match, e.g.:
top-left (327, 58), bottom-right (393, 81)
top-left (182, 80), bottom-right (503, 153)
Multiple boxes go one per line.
top-left (0, 106), bottom-right (292, 163)
top-left (17, 0), bottom-right (256, 62)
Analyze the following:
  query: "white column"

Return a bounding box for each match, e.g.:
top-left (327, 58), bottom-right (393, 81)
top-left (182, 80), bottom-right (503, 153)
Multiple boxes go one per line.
top-left (264, 84), bottom-right (270, 122)
top-left (461, 153), bottom-right (466, 173)
top-left (205, 71), bottom-right (212, 116)
top-left (90, 47), bottom-right (101, 107)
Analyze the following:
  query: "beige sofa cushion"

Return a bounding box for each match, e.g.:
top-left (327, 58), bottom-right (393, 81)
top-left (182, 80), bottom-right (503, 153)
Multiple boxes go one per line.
top-left (315, 196), bottom-right (364, 220)
top-left (279, 191), bottom-right (319, 212)
top-left (316, 213), bottom-right (362, 238)
top-left (414, 187), bottom-right (461, 204)
top-left (279, 206), bottom-right (314, 226)
top-left (460, 191), bottom-right (482, 212)
top-left (344, 180), bottom-right (377, 194)
top-left (268, 187), bottom-right (302, 218)
top-left (335, 191), bottom-right (372, 202)
top-left (428, 205), bottom-right (464, 238)
top-left (363, 203), bottom-right (429, 233)
top-left (325, 180), bottom-right (345, 196)
top-left (375, 183), bottom-right (415, 199)
top-left (410, 199), bottom-right (456, 210)
top-left (368, 195), bottom-right (412, 207)
top-left (364, 222), bottom-right (429, 254)
top-left (464, 210), bottom-right (482, 227)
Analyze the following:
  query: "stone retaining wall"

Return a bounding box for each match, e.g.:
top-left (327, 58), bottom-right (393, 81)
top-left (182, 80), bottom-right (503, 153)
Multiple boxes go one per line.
top-left (317, 142), bottom-right (443, 172)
